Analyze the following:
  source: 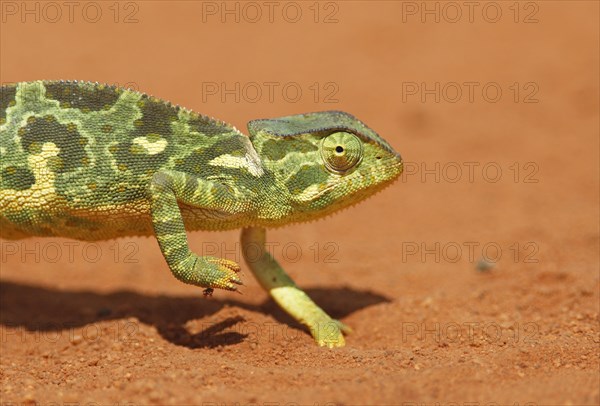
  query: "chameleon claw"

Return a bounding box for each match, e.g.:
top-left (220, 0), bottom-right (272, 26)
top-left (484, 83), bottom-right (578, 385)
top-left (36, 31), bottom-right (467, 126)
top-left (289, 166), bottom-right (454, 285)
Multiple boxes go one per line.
top-left (225, 284), bottom-right (244, 294)
top-left (225, 279), bottom-right (244, 290)
top-left (222, 273), bottom-right (244, 291)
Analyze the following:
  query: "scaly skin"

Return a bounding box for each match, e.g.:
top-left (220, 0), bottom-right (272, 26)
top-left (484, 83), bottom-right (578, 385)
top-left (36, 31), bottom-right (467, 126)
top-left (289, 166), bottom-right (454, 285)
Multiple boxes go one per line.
top-left (0, 80), bottom-right (403, 347)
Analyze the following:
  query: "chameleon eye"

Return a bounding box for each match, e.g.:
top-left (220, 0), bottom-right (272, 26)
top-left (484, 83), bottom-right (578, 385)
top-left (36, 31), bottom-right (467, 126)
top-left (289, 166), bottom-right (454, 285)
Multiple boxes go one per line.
top-left (321, 132), bottom-right (363, 174)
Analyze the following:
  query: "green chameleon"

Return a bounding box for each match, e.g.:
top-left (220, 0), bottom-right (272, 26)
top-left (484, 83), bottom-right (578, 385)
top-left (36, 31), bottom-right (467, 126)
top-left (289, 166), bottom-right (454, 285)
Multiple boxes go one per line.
top-left (0, 80), bottom-right (403, 347)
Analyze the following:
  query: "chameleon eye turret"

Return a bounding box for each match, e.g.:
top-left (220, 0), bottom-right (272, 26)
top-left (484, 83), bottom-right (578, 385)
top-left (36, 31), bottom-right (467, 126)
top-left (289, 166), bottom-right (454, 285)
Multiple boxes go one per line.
top-left (321, 131), bottom-right (363, 174)
top-left (1, 82), bottom-right (402, 347)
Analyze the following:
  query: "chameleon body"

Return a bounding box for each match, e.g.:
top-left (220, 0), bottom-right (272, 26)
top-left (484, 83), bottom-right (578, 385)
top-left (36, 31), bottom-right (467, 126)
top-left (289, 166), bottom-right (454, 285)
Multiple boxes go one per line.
top-left (0, 81), bottom-right (403, 347)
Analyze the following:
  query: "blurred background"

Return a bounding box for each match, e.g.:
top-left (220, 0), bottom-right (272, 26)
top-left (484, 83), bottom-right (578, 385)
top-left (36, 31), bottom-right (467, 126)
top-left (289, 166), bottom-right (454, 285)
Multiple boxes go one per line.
top-left (1, 1), bottom-right (598, 404)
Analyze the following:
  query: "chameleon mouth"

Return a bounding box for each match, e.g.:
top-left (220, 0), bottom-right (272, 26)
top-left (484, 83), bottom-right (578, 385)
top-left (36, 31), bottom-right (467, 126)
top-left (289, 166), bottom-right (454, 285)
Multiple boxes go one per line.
top-left (266, 157), bottom-right (403, 227)
top-left (320, 157), bottom-right (403, 201)
top-left (352, 158), bottom-right (403, 196)
top-left (310, 160), bottom-right (403, 220)
top-left (363, 158), bottom-right (404, 182)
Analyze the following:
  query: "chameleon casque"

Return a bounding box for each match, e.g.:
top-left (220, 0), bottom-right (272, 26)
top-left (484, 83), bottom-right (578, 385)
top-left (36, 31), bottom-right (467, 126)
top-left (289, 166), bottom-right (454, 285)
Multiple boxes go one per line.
top-left (0, 80), bottom-right (403, 347)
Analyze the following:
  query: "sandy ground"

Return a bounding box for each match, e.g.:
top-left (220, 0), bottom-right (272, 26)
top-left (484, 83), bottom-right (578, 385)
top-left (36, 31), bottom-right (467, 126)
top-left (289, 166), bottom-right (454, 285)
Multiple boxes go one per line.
top-left (1, 1), bottom-right (598, 405)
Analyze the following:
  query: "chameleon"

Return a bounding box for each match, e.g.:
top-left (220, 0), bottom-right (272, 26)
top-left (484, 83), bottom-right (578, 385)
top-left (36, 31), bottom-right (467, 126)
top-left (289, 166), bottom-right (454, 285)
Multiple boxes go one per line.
top-left (0, 80), bottom-right (403, 347)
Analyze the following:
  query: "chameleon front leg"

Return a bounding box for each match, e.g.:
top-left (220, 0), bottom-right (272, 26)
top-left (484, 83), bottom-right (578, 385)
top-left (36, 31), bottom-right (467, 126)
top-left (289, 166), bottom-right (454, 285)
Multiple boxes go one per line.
top-left (149, 170), bottom-right (244, 293)
top-left (241, 226), bottom-right (351, 348)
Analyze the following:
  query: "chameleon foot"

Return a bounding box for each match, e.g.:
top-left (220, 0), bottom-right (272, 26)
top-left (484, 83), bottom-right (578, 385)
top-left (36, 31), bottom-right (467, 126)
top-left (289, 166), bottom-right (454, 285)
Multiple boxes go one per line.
top-left (192, 256), bottom-right (243, 292)
top-left (311, 318), bottom-right (352, 348)
top-left (241, 227), bottom-right (354, 347)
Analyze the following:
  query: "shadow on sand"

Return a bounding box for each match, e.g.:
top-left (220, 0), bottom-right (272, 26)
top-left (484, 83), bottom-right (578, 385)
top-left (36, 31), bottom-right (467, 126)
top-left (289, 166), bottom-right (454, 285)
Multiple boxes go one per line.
top-left (0, 280), bottom-right (389, 348)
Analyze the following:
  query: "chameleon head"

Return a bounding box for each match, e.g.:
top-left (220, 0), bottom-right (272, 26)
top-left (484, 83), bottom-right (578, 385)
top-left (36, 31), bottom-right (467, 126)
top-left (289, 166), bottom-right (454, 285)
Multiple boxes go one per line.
top-left (248, 111), bottom-right (403, 222)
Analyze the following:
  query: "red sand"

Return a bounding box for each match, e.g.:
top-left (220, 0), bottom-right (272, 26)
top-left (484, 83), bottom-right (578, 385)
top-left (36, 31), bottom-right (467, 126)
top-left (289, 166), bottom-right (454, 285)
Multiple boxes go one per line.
top-left (1, 2), bottom-right (598, 404)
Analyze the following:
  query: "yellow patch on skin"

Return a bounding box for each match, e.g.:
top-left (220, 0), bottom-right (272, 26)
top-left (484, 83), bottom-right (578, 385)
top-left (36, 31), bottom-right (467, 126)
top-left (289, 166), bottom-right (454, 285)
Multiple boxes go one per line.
top-left (209, 137), bottom-right (264, 177)
top-left (209, 154), bottom-right (260, 176)
top-left (132, 135), bottom-right (168, 155)
top-left (0, 142), bottom-right (60, 212)
top-left (297, 181), bottom-right (336, 203)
